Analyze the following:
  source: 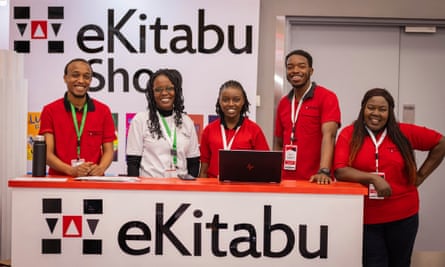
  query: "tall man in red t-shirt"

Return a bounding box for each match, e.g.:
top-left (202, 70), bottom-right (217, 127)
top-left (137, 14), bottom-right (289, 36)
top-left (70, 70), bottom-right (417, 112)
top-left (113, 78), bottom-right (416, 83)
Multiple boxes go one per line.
top-left (39, 58), bottom-right (116, 177)
top-left (274, 50), bottom-right (341, 184)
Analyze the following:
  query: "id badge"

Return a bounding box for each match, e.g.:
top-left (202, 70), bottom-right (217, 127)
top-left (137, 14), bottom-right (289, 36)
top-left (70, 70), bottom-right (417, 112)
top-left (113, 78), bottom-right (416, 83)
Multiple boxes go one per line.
top-left (283, 144), bottom-right (297, 171)
top-left (164, 169), bottom-right (178, 178)
top-left (369, 172), bottom-right (385, 199)
top-left (71, 158), bottom-right (85, 167)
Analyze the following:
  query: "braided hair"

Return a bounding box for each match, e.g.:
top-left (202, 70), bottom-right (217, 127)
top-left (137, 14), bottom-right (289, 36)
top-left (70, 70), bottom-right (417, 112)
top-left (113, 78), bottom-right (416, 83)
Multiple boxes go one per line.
top-left (145, 69), bottom-right (185, 138)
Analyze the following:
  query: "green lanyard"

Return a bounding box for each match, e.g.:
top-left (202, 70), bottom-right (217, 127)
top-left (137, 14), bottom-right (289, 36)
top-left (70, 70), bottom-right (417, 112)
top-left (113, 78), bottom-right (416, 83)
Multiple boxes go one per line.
top-left (70, 103), bottom-right (88, 159)
top-left (160, 115), bottom-right (177, 166)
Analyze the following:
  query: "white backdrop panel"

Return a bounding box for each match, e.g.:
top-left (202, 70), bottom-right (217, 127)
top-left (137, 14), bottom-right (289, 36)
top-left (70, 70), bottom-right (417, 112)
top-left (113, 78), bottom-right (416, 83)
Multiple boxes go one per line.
top-left (9, 0), bottom-right (260, 175)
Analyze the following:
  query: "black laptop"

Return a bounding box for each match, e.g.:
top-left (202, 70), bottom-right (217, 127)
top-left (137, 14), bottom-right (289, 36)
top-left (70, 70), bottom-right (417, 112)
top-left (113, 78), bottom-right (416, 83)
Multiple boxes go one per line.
top-left (219, 150), bottom-right (282, 183)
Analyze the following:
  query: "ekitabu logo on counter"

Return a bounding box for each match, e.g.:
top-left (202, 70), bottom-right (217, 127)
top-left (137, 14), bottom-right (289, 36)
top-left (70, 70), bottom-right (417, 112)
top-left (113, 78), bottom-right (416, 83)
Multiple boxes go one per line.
top-left (40, 199), bottom-right (329, 258)
top-left (42, 198), bottom-right (103, 254)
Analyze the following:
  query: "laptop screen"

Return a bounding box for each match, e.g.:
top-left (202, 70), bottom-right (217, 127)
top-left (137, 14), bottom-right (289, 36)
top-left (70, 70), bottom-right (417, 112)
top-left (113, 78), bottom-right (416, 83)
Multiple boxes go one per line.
top-left (218, 150), bottom-right (282, 183)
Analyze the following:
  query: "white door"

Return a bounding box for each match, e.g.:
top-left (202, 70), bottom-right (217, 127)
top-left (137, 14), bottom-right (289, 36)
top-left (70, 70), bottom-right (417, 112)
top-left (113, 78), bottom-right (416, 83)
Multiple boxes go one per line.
top-left (399, 28), bottom-right (445, 250)
top-left (288, 24), bottom-right (400, 129)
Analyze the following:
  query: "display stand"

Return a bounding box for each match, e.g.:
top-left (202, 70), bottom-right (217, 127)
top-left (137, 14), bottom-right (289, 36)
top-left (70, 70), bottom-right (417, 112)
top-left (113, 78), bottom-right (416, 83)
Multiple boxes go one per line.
top-left (9, 177), bottom-right (367, 267)
top-left (0, 50), bottom-right (27, 262)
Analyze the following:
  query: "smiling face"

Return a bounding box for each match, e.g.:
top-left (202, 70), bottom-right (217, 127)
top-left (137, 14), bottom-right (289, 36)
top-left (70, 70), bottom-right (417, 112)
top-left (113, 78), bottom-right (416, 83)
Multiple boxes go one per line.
top-left (64, 60), bottom-right (92, 99)
top-left (219, 86), bottom-right (245, 121)
top-left (153, 74), bottom-right (175, 111)
top-left (286, 54), bottom-right (313, 90)
top-left (364, 96), bottom-right (389, 133)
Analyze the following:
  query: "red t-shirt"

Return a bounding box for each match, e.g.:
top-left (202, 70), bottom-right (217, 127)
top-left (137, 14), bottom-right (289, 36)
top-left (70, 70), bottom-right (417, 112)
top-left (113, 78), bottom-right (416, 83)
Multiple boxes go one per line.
top-left (200, 117), bottom-right (270, 178)
top-left (39, 94), bottom-right (116, 175)
top-left (334, 123), bottom-right (442, 224)
top-left (274, 83), bottom-right (341, 180)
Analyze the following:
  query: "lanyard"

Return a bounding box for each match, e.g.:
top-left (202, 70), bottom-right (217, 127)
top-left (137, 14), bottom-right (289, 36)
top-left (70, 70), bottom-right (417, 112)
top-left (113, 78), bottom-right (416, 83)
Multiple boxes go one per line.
top-left (290, 85), bottom-right (311, 143)
top-left (70, 103), bottom-right (88, 159)
top-left (158, 111), bottom-right (177, 166)
top-left (365, 127), bottom-right (387, 173)
top-left (220, 124), bottom-right (241, 150)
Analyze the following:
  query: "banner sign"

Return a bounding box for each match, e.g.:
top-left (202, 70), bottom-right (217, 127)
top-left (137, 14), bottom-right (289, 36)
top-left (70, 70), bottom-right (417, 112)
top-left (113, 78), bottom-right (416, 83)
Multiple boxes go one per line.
top-left (9, 0), bottom-right (260, 174)
top-left (11, 187), bottom-right (363, 266)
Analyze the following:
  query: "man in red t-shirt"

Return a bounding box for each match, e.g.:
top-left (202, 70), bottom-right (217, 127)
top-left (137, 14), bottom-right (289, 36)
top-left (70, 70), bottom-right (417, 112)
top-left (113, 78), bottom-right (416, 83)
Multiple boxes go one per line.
top-left (39, 58), bottom-right (116, 177)
top-left (274, 49), bottom-right (341, 183)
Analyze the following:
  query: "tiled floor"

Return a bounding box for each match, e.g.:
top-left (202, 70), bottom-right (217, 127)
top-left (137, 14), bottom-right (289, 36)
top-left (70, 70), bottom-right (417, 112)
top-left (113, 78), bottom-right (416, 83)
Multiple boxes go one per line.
top-left (0, 259), bottom-right (10, 266)
top-left (412, 251), bottom-right (445, 267)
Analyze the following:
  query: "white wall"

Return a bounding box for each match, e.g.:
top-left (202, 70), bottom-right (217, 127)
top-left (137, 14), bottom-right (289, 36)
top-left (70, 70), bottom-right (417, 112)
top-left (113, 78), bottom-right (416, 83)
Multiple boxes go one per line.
top-left (0, 1), bottom-right (9, 49)
top-left (0, 1), bottom-right (11, 260)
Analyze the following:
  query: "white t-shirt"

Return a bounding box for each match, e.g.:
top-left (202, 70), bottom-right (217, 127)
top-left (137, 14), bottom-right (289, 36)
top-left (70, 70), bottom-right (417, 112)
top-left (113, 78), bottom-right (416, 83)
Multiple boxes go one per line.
top-left (126, 111), bottom-right (200, 177)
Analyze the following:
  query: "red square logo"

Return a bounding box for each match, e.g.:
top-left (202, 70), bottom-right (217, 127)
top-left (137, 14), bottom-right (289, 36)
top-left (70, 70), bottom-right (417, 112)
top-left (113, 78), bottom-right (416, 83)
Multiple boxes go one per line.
top-left (63, 215), bottom-right (82, 238)
top-left (31, 20), bottom-right (48, 39)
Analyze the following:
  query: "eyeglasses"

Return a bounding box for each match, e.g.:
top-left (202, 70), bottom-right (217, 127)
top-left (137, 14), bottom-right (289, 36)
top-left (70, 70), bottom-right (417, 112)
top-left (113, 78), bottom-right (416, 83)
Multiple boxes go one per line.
top-left (153, 87), bottom-right (175, 94)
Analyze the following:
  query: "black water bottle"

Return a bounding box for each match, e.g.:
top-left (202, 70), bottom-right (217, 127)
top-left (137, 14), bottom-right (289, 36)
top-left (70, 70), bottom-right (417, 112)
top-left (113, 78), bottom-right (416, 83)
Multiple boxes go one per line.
top-left (32, 135), bottom-right (47, 177)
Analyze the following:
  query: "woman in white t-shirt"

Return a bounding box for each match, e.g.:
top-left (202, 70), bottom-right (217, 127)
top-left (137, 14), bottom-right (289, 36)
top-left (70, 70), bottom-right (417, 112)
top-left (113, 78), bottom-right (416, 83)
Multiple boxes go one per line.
top-left (126, 69), bottom-right (200, 178)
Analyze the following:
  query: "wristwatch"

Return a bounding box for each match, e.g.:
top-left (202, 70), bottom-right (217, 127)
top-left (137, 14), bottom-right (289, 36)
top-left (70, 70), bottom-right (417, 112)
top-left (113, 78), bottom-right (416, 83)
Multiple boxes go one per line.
top-left (317, 168), bottom-right (331, 177)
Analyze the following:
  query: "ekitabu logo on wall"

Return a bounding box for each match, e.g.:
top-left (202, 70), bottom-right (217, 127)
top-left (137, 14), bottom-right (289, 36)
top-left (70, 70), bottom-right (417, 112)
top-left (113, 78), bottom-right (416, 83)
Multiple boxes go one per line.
top-left (13, 6), bottom-right (64, 53)
top-left (42, 198), bottom-right (103, 255)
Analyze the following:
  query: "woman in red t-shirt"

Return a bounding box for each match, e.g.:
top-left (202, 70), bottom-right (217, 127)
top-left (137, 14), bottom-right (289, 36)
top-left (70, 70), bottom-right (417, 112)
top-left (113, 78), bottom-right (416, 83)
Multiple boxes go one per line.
top-left (199, 80), bottom-right (270, 178)
top-left (334, 88), bottom-right (445, 267)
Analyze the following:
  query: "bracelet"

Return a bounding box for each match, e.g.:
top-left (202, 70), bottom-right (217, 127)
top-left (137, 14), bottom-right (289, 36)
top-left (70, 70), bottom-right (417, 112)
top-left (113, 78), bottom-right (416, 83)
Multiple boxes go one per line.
top-left (317, 168), bottom-right (331, 177)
